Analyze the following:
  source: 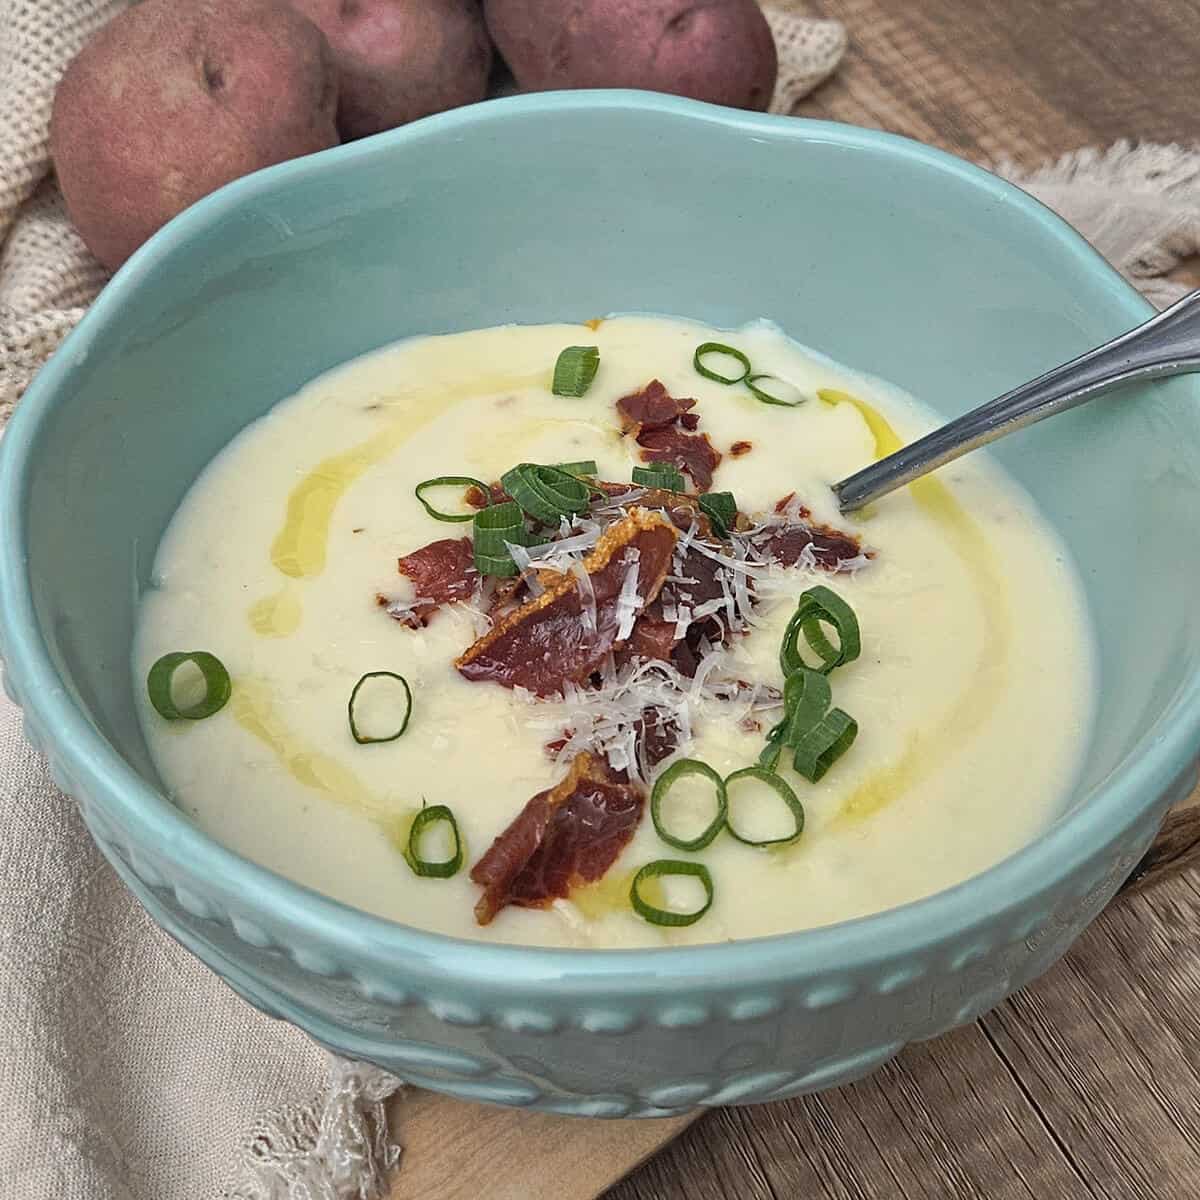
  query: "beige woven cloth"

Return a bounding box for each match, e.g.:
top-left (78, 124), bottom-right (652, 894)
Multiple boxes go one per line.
top-left (0, 3), bottom-right (847, 1197)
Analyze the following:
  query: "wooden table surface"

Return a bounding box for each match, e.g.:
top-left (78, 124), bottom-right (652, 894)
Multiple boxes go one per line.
top-left (610, 3), bottom-right (1200, 1197)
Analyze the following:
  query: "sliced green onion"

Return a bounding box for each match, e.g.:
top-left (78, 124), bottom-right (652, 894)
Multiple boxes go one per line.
top-left (147, 651), bottom-right (231, 721)
top-left (757, 721), bottom-right (786, 773)
top-left (473, 552), bottom-right (521, 576)
top-left (414, 475), bottom-right (489, 523)
top-left (501, 463), bottom-right (591, 524)
top-left (650, 758), bottom-right (727, 851)
top-left (746, 373), bottom-right (806, 408)
top-left (632, 463), bottom-right (685, 491)
top-left (792, 708), bottom-right (858, 782)
top-left (552, 345), bottom-right (600, 397)
top-left (555, 459), bottom-right (598, 476)
top-left (781, 667), bottom-right (833, 737)
top-left (473, 500), bottom-right (529, 577)
top-left (630, 860), bottom-right (714, 927)
top-left (403, 804), bottom-right (463, 878)
top-left (698, 491), bottom-right (737, 537)
top-left (724, 766), bottom-right (805, 847)
top-left (757, 667), bottom-right (831, 772)
top-left (693, 341), bottom-right (751, 385)
top-left (348, 670), bottom-right (412, 744)
top-left (780, 585), bottom-right (861, 677)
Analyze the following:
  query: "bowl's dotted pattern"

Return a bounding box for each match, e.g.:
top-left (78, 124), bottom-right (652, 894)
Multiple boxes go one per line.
top-left (0, 648), bottom-right (1168, 1114)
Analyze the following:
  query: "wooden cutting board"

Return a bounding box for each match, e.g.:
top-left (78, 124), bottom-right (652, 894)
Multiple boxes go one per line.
top-left (384, 789), bottom-right (1200, 1200)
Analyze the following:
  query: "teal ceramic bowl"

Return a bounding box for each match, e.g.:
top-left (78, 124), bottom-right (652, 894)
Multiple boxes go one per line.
top-left (3, 93), bottom-right (1200, 1116)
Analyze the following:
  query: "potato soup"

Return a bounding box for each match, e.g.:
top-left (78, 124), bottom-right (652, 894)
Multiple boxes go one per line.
top-left (134, 316), bottom-right (1094, 947)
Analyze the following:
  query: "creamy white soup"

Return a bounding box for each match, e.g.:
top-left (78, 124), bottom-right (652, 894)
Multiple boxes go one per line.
top-left (134, 316), bottom-right (1094, 948)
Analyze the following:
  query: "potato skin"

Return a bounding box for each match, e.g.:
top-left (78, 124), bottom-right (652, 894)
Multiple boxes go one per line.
top-left (51, 0), bottom-right (339, 271)
top-left (485, 0), bottom-right (777, 111)
top-left (288, 0), bottom-right (493, 140)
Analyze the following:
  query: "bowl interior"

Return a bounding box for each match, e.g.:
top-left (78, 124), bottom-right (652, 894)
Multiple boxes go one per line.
top-left (9, 95), bottom-right (1200, 889)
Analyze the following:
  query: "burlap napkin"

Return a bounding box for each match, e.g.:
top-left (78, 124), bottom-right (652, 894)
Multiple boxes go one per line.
top-left (0, 3), bottom-right (847, 1197)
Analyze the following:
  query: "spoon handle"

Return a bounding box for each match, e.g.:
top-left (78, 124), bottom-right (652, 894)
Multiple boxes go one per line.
top-left (833, 289), bottom-right (1200, 513)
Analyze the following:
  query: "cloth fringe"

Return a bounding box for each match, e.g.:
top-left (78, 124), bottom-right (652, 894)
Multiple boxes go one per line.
top-left (997, 140), bottom-right (1200, 309)
top-left (225, 1059), bottom-right (402, 1200)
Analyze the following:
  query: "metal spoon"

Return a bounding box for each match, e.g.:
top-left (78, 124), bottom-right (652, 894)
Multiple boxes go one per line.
top-left (833, 289), bottom-right (1200, 512)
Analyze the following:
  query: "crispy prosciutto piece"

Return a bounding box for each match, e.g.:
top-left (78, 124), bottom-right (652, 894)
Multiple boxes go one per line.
top-left (636, 707), bottom-right (682, 768)
top-left (616, 379), bottom-right (724, 491)
top-left (542, 706), bottom-right (681, 770)
top-left (622, 614), bottom-right (677, 663)
top-left (636, 426), bottom-right (722, 492)
top-left (456, 509), bottom-right (677, 696)
top-left (755, 521), bottom-right (866, 570)
top-left (384, 536), bottom-right (477, 628)
top-left (597, 481), bottom-right (713, 538)
top-left (471, 751), bottom-right (645, 924)
top-left (617, 379), bottom-right (696, 431)
top-left (621, 542), bottom-right (732, 676)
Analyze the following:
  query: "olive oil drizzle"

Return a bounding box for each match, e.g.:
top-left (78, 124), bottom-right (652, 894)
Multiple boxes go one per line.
top-left (249, 371), bottom-right (547, 632)
top-left (817, 389), bottom-right (1011, 825)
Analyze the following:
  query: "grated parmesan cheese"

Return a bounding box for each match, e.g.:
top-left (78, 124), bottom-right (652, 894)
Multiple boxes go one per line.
top-left (572, 558), bottom-right (597, 635)
top-left (614, 548), bottom-right (643, 642)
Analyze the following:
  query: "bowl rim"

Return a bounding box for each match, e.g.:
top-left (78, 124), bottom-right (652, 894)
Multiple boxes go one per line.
top-left (1, 90), bottom-right (1189, 990)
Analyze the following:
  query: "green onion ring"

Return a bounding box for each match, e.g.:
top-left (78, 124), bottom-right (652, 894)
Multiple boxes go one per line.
top-left (757, 667), bottom-right (831, 772)
top-left (473, 501), bottom-right (529, 577)
top-left (724, 766), bottom-right (806, 847)
top-left (757, 723), bottom-right (785, 773)
top-left (630, 860), bottom-right (715, 927)
top-left (780, 585), bottom-right (861, 677)
top-left (746, 373), bottom-right (806, 408)
top-left (693, 341), bottom-right (752, 385)
top-left (781, 667), bottom-right (833, 739)
top-left (414, 475), bottom-right (489, 523)
top-left (555, 460), bottom-right (599, 476)
top-left (698, 491), bottom-right (737, 537)
top-left (147, 651), bottom-right (231, 721)
top-left (502, 463), bottom-right (592, 524)
top-left (348, 670), bottom-right (412, 744)
top-left (632, 464), bottom-right (685, 491)
top-left (552, 345), bottom-right (601, 397)
top-left (792, 708), bottom-right (858, 782)
top-left (403, 804), bottom-right (464, 878)
top-left (650, 758), bottom-right (727, 851)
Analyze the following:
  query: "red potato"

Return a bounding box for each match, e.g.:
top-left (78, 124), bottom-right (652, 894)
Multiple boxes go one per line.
top-left (484, 0), bottom-right (777, 111)
top-left (288, 0), bottom-right (493, 140)
top-left (51, 0), bottom-right (340, 272)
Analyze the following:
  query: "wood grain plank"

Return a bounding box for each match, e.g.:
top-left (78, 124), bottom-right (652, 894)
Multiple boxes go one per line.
top-left (980, 879), bottom-right (1200, 1198)
top-left (612, 870), bottom-right (1200, 1200)
top-left (796, 0), bottom-right (1200, 166)
top-left (387, 1090), bottom-right (692, 1200)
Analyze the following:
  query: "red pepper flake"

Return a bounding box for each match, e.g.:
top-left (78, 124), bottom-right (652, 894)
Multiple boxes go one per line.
top-left (773, 492), bottom-right (811, 517)
top-left (471, 752), bottom-right (645, 924)
top-left (465, 481), bottom-right (510, 509)
top-left (730, 440), bottom-right (753, 457)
